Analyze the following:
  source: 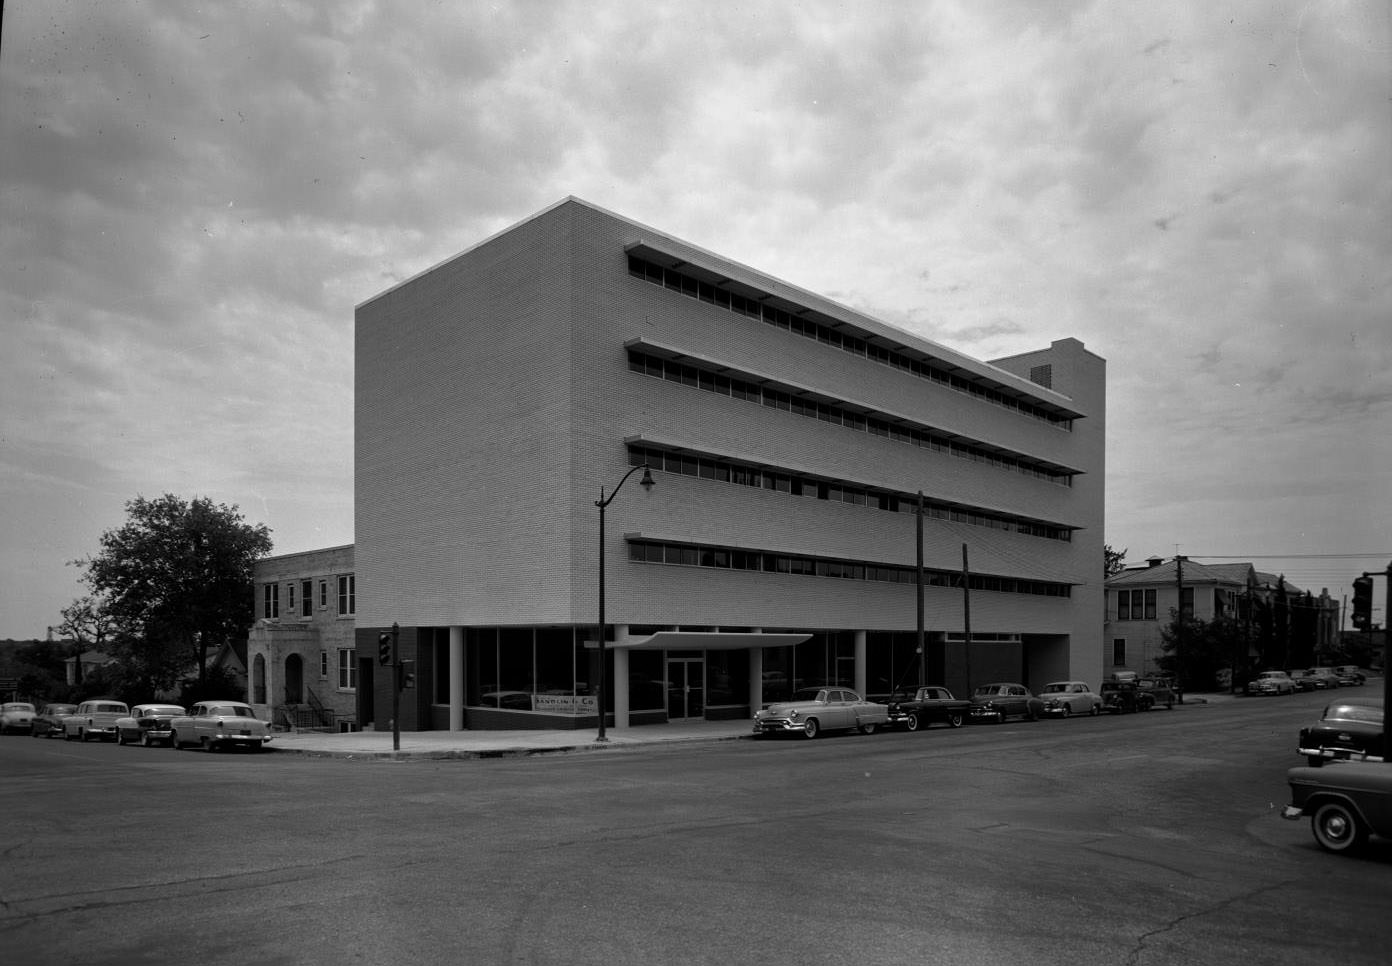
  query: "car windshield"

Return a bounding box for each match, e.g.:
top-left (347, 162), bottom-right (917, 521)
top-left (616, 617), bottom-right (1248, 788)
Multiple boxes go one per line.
top-left (973, 686), bottom-right (1004, 696)
top-left (1040, 684), bottom-right (1068, 694)
top-left (4, 703), bottom-right (35, 712)
top-left (95, 704), bottom-right (126, 713)
top-left (1325, 705), bottom-right (1383, 724)
top-left (143, 706), bottom-right (183, 716)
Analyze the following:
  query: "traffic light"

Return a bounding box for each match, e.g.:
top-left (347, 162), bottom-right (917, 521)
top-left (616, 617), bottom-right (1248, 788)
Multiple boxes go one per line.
top-left (1351, 576), bottom-right (1373, 629)
top-left (377, 631), bottom-right (393, 665)
top-left (400, 661), bottom-right (416, 690)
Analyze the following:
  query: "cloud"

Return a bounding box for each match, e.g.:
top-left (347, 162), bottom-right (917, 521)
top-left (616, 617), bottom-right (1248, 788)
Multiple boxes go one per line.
top-left (1, 0), bottom-right (1388, 637)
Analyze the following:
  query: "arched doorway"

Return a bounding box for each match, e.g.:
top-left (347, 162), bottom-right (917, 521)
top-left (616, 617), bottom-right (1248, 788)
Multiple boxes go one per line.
top-left (253, 654), bottom-right (267, 704)
top-left (284, 653), bottom-right (303, 705)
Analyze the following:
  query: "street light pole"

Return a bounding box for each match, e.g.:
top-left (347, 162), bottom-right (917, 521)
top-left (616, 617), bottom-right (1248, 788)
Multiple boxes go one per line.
top-left (595, 463), bottom-right (655, 742)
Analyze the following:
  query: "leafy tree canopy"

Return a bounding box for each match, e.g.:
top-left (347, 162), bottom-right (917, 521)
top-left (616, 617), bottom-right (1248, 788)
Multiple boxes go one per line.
top-left (79, 494), bottom-right (272, 688)
top-left (1105, 545), bottom-right (1127, 579)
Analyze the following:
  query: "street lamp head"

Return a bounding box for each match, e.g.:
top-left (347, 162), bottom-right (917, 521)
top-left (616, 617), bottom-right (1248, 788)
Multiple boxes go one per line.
top-left (639, 466), bottom-right (656, 492)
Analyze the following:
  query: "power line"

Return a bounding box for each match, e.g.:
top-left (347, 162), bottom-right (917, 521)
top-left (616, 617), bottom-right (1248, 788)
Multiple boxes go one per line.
top-left (1187, 553), bottom-right (1392, 560)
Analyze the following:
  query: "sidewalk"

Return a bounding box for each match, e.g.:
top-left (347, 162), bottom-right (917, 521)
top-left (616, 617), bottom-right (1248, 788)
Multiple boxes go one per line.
top-left (268, 718), bottom-right (754, 759)
top-left (268, 693), bottom-right (1239, 759)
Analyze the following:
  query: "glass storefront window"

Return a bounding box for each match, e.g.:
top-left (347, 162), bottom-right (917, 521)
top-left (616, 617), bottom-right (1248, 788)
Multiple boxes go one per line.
top-left (467, 628), bottom-right (499, 705)
top-left (499, 628), bottom-right (532, 694)
top-left (629, 649), bottom-right (663, 711)
top-left (535, 628), bottom-right (574, 695)
top-left (706, 649), bottom-right (748, 707)
top-left (762, 645), bottom-right (792, 703)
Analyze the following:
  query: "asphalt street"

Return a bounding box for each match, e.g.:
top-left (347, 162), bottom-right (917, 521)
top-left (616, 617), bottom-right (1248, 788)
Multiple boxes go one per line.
top-left (1, 688), bottom-right (1388, 966)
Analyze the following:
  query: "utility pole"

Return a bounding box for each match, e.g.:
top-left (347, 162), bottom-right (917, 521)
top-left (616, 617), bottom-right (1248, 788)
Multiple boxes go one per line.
top-left (962, 544), bottom-right (972, 696)
top-left (916, 491), bottom-right (925, 688)
top-left (1383, 563), bottom-right (1391, 760)
top-left (1175, 555), bottom-right (1184, 702)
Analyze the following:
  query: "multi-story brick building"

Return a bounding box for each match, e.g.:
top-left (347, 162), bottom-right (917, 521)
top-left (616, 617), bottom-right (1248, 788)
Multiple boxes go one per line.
top-left (336, 197), bottom-right (1106, 732)
top-left (247, 545), bottom-right (358, 729)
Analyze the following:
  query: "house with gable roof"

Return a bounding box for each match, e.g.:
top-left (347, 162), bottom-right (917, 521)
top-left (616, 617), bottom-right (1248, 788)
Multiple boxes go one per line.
top-left (1104, 556), bottom-right (1339, 684)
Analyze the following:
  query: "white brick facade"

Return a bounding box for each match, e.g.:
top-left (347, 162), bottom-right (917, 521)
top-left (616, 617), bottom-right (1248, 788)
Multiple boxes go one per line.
top-left (353, 198), bottom-right (1105, 730)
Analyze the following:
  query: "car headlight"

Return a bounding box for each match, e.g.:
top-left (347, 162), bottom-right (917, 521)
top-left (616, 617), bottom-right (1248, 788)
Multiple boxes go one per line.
top-left (787, 709), bottom-right (800, 719)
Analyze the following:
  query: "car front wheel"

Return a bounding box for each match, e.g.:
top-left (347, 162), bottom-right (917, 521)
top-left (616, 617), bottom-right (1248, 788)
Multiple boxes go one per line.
top-left (859, 721), bottom-right (879, 735)
top-left (802, 718), bottom-right (820, 739)
top-left (1312, 801), bottom-right (1368, 853)
top-left (1060, 705), bottom-right (1071, 719)
top-left (171, 731), bottom-right (182, 749)
top-left (947, 712), bottom-right (964, 728)
top-left (905, 714), bottom-right (921, 732)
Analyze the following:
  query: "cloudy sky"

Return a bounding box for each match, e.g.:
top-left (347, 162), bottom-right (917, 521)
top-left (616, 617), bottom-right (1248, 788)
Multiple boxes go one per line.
top-left (2, 0), bottom-right (1389, 640)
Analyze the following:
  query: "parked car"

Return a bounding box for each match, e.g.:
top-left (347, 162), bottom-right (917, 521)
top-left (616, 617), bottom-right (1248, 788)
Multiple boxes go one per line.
top-left (31, 702), bottom-right (77, 738)
top-left (883, 686), bottom-right (970, 730)
top-left (752, 687), bottom-right (888, 738)
top-left (1283, 761), bottom-right (1392, 853)
top-left (1101, 678), bottom-right (1152, 713)
top-left (1297, 697), bottom-right (1383, 767)
top-left (169, 701), bottom-right (274, 751)
top-left (1334, 665), bottom-right (1367, 686)
top-left (1246, 670), bottom-right (1295, 696)
top-left (1288, 669), bottom-right (1320, 692)
top-left (968, 683), bottom-right (1043, 723)
top-left (62, 699), bottom-right (130, 741)
top-left (1, 702), bottom-right (37, 735)
top-left (1304, 668), bottom-right (1342, 690)
top-left (1137, 677), bottom-right (1177, 709)
top-left (1037, 681), bottom-right (1103, 718)
top-left (115, 704), bottom-right (186, 747)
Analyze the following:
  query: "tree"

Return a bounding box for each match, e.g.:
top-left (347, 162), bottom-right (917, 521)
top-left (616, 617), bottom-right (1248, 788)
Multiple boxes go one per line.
top-left (56, 595), bottom-right (117, 688)
top-left (1156, 610), bottom-right (1250, 691)
top-left (1105, 545), bottom-right (1127, 579)
top-left (79, 495), bottom-right (272, 691)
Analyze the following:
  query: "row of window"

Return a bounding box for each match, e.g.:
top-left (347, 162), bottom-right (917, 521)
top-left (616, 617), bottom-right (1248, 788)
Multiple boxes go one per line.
top-left (627, 253), bottom-right (1074, 429)
top-left (627, 445), bottom-right (1071, 541)
top-left (261, 574), bottom-right (355, 620)
top-left (1112, 587), bottom-right (1192, 621)
top-left (1116, 589), bottom-right (1157, 621)
top-left (627, 349), bottom-right (1072, 486)
top-left (627, 538), bottom-right (1073, 597)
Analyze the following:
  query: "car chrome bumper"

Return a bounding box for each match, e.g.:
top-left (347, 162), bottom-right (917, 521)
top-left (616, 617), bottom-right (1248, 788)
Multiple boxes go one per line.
top-left (1297, 746), bottom-right (1382, 763)
top-left (752, 720), bottom-right (802, 734)
top-left (968, 709), bottom-right (1003, 721)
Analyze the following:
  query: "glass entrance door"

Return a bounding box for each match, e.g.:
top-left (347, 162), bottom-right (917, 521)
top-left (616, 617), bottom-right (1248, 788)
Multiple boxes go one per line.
top-left (666, 656), bottom-right (705, 721)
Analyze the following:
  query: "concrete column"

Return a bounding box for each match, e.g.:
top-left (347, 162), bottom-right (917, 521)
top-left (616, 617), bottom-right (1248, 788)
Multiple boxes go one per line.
top-left (855, 630), bottom-right (867, 696)
top-left (449, 626), bottom-right (464, 731)
top-left (749, 639), bottom-right (763, 711)
top-left (614, 625), bottom-right (630, 728)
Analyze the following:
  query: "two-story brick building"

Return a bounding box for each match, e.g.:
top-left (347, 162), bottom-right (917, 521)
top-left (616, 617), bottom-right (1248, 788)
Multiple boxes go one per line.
top-left (246, 545), bottom-right (358, 729)
top-left (1104, 556), bottom-right (1340, 678)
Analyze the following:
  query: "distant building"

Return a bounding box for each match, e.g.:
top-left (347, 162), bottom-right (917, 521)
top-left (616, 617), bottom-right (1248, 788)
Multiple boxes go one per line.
top-left (246, 545), bottom-right (357, 730)
top-left (331, 198), bottom-right (1106, 731)
top-left (1104, 556), bottom-right (1339, 677)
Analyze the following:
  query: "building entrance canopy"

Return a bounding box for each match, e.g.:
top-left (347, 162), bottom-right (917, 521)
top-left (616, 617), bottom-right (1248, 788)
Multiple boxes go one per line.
top-left (613, 631), bottom-right (811, 651)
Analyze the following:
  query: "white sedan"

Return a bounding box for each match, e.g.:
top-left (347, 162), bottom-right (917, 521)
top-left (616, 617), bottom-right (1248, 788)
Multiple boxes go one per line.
top-left (1037, 681), bottom-right (1104, 717)
top-left (170, 701), bottom-right (273, 751)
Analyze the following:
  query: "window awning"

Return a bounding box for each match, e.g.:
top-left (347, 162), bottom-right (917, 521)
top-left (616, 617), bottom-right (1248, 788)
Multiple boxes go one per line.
top-left (611, 631), bottom-right (811, 651)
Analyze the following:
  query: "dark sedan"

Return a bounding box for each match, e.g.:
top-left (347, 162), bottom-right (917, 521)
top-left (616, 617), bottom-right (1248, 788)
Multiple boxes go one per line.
top-left (30, 703), bottom-right (77, 738)
top-left (1284, 761), bottom-right (1392, 854)
top-left (1297, 697), bottom-right (1383, 767)
top-left (968, 683), bottom-right (1043, 723)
